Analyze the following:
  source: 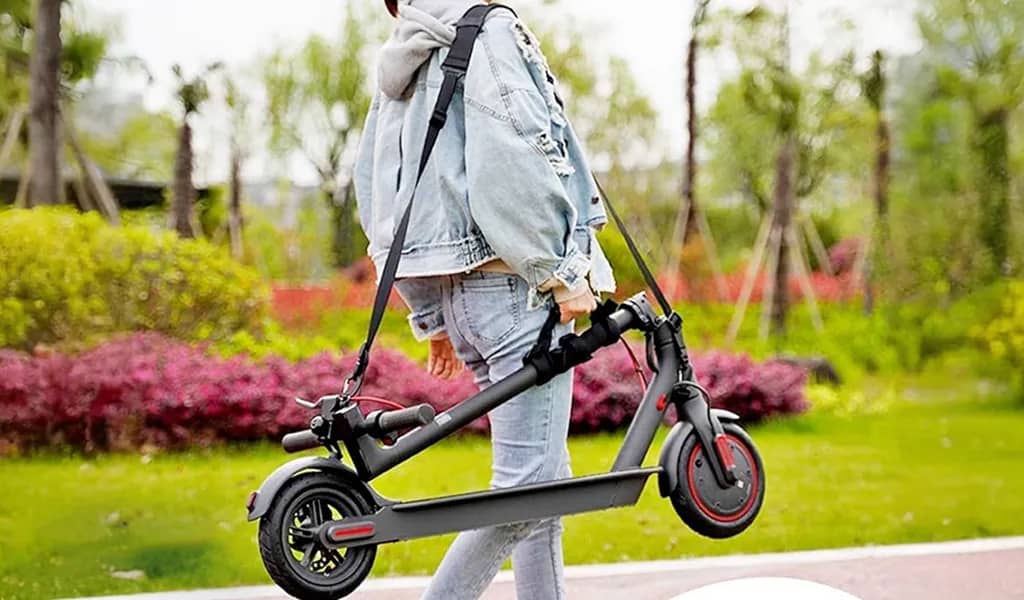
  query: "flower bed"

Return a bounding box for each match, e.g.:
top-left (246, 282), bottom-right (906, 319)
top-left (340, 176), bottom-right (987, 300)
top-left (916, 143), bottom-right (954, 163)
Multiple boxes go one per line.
top-left (0, 334), bottom-right (807, 453)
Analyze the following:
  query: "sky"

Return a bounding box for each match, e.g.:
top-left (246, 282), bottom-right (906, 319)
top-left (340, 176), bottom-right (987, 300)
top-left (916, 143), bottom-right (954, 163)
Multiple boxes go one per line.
top-left (80, 0), bottom-right (923, 185)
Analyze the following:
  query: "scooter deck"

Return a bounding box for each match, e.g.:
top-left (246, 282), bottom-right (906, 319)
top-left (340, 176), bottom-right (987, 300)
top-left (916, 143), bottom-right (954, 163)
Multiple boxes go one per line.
top-left (329, 467), bottom-right (661, 548)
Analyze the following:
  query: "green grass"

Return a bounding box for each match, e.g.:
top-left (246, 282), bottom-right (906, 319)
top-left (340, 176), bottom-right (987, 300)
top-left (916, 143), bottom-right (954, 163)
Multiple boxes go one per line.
top-left (1, 381), bottom-right (1022, 600)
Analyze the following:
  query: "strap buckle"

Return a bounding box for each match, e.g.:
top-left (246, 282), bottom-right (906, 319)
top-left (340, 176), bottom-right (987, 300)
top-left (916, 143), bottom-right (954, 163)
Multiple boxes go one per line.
top-left (342, 345), bottom-right (370, 399)
top-left (429, 105), bottom-right (449, 129)
top-left (441, 55), bottom-right (470, 75)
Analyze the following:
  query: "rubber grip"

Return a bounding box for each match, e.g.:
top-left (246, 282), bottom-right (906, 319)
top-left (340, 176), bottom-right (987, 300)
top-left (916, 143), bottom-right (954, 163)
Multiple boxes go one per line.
top-left (282, 430), bottom-right (321, 453)
top-left (376, 404), bottom-right (436, 434)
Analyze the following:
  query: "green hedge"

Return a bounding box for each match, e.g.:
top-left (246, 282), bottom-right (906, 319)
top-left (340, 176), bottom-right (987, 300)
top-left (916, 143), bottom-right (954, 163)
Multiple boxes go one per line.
top-left (977, 281), bottom-right (1024, 368)
top-left (0, 208), bottom-right (268, 351)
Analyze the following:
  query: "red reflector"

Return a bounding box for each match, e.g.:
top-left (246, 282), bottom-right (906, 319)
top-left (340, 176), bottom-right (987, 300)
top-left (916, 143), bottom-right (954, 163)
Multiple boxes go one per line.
top-left (714, 434), bottom-right (737, 471)
top-left (329, 523), bottom-right (376, 541)
top-left (246, 491), bottom-right (259, 512)
top-left (656, 395), bottom-right (667, 411)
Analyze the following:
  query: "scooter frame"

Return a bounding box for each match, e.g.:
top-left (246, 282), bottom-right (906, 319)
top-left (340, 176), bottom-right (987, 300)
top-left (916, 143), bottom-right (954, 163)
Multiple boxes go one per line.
top-left (246, 292), bottom-right (748, 550)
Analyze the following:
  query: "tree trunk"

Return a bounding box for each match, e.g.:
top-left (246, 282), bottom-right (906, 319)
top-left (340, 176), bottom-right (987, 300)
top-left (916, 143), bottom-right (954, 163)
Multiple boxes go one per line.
top-left (228, 147), bottom-right (244, 259)
top-left (769, 135), bottom-right (795, 337)
top-left (682, 32), bottom-right (700, 242)
top-left (171, 121), bottom-right (197, 238)
top-left (329, 182), bottom-right (366, 268)
top-left (874, 116), bottom-right (891, 221)
top-left (27, 0), bottom-right (62, 207)
top-left (975, 108), bottom-right (1010, 276)
top-left (863, 109), bottom-right (890, 314)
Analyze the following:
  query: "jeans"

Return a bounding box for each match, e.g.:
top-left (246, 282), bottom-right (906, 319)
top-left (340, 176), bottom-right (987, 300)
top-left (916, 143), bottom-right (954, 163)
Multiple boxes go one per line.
top-left (421, 271), bottom-right (573, 600)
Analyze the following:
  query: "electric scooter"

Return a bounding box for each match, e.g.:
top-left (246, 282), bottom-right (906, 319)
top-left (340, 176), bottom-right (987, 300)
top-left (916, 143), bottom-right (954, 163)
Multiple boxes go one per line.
top-left (247, 293), bottom-right (765, 600)
top-left (247, 6), bottom-right (765, 599)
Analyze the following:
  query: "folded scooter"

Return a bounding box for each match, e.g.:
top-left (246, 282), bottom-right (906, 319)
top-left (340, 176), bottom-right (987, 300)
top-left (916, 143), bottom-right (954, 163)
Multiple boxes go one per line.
top-left (247, 6), bottom-right (766, 599)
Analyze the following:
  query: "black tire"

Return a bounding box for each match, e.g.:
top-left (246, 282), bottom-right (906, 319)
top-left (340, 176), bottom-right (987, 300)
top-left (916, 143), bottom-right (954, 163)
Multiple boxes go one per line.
top-left (258, 472), bottom-right (377, 600)
top-left (671, 423), bottom-right (765, 539)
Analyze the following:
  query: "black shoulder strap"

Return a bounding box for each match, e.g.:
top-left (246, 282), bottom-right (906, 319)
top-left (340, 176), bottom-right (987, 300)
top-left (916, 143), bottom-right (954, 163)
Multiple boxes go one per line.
top-left (593, 176), bottom-right (674, 317)
top-left (344, 3), bottom-right (516, 396)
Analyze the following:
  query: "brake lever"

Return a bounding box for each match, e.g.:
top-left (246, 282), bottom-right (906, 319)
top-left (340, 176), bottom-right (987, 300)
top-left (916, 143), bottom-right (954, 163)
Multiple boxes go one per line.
top-left (294, 397), bottom-right (321, 409)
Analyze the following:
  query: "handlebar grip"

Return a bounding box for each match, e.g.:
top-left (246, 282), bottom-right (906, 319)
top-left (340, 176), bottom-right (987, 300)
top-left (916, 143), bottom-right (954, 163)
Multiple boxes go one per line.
top-left (375, 404), bottom-right (436, 435)
top-left (282, 430), bottom-right (321, 454)
top-left (574, 306), bottom-right (633, 352)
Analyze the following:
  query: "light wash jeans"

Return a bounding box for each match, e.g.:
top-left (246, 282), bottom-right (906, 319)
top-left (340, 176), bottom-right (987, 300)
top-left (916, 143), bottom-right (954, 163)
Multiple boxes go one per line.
top-left (421, 271), bottom-right (574, 600)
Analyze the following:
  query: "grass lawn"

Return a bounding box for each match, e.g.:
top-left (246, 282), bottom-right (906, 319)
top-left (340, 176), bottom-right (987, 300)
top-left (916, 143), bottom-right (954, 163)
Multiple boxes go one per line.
top-left (1, 378), bottom-right (1022, 600)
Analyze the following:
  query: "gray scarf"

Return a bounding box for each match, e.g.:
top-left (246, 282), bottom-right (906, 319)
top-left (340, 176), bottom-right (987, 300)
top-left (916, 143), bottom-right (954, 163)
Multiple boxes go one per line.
top-left (378, 0), bottom-right (482, 99)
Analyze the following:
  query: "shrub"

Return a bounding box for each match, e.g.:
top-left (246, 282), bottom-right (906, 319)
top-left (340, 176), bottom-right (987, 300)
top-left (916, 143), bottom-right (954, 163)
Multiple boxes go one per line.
top-left (976, 280), bottom-right (1024, 367)
top-left (0, 334), bottom-right (808, 453)
top-left (805, 383), bottom-right (897, 417)
top-left (0, 208), bottom-right (268, 351)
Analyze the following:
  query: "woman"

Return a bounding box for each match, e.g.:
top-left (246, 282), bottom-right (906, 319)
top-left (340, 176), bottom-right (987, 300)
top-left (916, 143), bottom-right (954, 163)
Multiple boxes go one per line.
top-left (354, 1), bottom-right (616, 598)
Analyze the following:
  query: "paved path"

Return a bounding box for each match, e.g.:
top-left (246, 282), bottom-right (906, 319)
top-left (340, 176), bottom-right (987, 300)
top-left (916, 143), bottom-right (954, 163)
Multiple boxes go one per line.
top-left (63, 537), bottom-right (1024, 600)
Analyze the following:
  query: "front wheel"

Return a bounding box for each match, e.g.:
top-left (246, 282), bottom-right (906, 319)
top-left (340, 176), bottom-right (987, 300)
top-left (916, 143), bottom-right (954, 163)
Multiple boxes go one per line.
top-left (671, 423), bottom-right (765, 539)
top-left (258, 472), bottom-right (377, 600)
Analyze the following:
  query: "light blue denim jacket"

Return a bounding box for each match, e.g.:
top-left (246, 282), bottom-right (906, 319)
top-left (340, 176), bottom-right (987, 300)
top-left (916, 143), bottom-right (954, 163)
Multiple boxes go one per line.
top-left (354, 9), bottom-right (616, 341)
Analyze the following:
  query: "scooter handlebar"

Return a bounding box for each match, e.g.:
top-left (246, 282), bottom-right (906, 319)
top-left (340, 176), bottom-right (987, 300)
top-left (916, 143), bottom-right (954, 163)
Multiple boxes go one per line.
top-left (282, 430), bottom-right (321, 453)
top-left (372, 404), bottom-right (436, 436)
top-left (570, 302), bottom-right (641, 354)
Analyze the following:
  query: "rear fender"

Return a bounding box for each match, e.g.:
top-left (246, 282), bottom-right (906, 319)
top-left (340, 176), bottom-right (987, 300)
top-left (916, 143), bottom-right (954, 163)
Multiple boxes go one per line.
top-left (657, 409), bottom-right (740, 497)
top-left (246, 456), bottom-right (386, 521)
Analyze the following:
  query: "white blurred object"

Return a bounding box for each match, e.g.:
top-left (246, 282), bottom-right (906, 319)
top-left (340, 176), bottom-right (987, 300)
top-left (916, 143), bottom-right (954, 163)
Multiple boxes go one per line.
top-left (672, 577), bottom-right (862, 600)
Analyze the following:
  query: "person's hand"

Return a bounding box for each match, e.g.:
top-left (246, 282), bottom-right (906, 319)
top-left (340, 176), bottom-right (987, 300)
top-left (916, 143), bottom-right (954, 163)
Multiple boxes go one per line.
top-left (556, 291), bottom-right (597, 324)
top-left (428, 336), bottom-right (464, 380)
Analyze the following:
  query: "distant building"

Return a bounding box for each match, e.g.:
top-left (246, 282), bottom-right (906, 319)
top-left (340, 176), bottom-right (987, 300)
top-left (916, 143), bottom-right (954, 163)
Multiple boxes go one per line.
top-left (0, 170), bottom-right (209, 209)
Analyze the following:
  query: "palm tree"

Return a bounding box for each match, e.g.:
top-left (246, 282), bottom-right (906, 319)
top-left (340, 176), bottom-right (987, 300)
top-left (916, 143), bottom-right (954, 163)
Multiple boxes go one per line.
top-left (169, 62), bottom-right (221, 238)
top-left (224, 76), bottom-right (248, 258)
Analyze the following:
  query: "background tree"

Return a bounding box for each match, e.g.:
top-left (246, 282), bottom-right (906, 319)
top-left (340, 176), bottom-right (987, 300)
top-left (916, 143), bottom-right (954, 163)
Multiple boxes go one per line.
top-left (224, 76), bottom-right (249, 259)
top-left (864, 50), bottom-right (890, 226)
top-left (0, 0), bottom-right (31, 171)
top-left (663, 0), bottom-right (728, 301)
top-left (680, 0), bottom-right (712, 243)
top-left (861, 49), bottom-right (889, 313)
top-left (169, 62), bottom-right (221, 238)
top-left (4, 0), bottom-right (120, 220)
top-left (710, 4), bottom-right (863, 337)
top-left (26, 0), bottom-right (62, 206)
top-left (917, 0), bottom-right (1024, 278)
top-left (262, 4), bottom-right (374, 268)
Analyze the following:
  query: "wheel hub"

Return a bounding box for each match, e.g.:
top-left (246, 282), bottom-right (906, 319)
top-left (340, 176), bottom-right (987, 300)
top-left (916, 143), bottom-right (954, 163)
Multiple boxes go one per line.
top-left (687, 434), bottom-right (758, 520)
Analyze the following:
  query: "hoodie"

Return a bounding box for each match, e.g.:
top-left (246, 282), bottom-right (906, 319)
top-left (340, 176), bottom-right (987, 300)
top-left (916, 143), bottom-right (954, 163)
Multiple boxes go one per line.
top-left (378, 0), bottom-right (482, 99)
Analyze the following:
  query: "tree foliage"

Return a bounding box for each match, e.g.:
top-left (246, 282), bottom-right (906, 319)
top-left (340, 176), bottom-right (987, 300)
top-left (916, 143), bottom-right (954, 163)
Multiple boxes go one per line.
top-left (916, 0), bottom-right (1024, 277)
top-left (704, 6), bottom-right (868, 213)
top-left (261, 3), bottom-right (377, 267)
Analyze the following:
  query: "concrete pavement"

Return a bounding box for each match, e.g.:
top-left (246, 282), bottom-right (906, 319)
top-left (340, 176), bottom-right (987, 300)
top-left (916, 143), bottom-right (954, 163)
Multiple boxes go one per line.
top-left (61, 537), bottom-right (1024, 600)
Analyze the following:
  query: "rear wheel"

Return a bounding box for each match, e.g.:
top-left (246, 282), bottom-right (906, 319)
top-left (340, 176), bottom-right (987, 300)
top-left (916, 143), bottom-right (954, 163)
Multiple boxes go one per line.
top-left (671, 423), bottom-right (765, 539)
top-left (258, 472), bottom-right (377, 600)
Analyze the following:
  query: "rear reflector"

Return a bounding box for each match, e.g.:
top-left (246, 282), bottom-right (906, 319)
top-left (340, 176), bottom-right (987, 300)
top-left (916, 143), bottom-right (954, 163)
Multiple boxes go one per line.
top-left (328, 523), bottom-right (376, 542)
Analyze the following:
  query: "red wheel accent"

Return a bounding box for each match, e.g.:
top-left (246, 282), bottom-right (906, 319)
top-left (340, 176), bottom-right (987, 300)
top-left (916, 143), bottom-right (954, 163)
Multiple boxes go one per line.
top-left (686, 434), bottom-right (759, 523)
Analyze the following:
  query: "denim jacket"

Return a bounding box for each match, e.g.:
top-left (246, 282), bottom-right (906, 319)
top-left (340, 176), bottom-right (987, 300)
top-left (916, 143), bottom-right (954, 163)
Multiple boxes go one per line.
top-left (354, 8), bottom-right (616, 341)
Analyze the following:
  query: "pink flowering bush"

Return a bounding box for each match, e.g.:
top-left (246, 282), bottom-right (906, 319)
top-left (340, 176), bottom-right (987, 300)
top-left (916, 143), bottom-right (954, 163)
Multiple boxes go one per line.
top-left (828, 238), bottom-right (864, 275)
top-left (570, 345), bottom-right (809, 433)
top-left (0, 334), bottom-right (807, 453)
